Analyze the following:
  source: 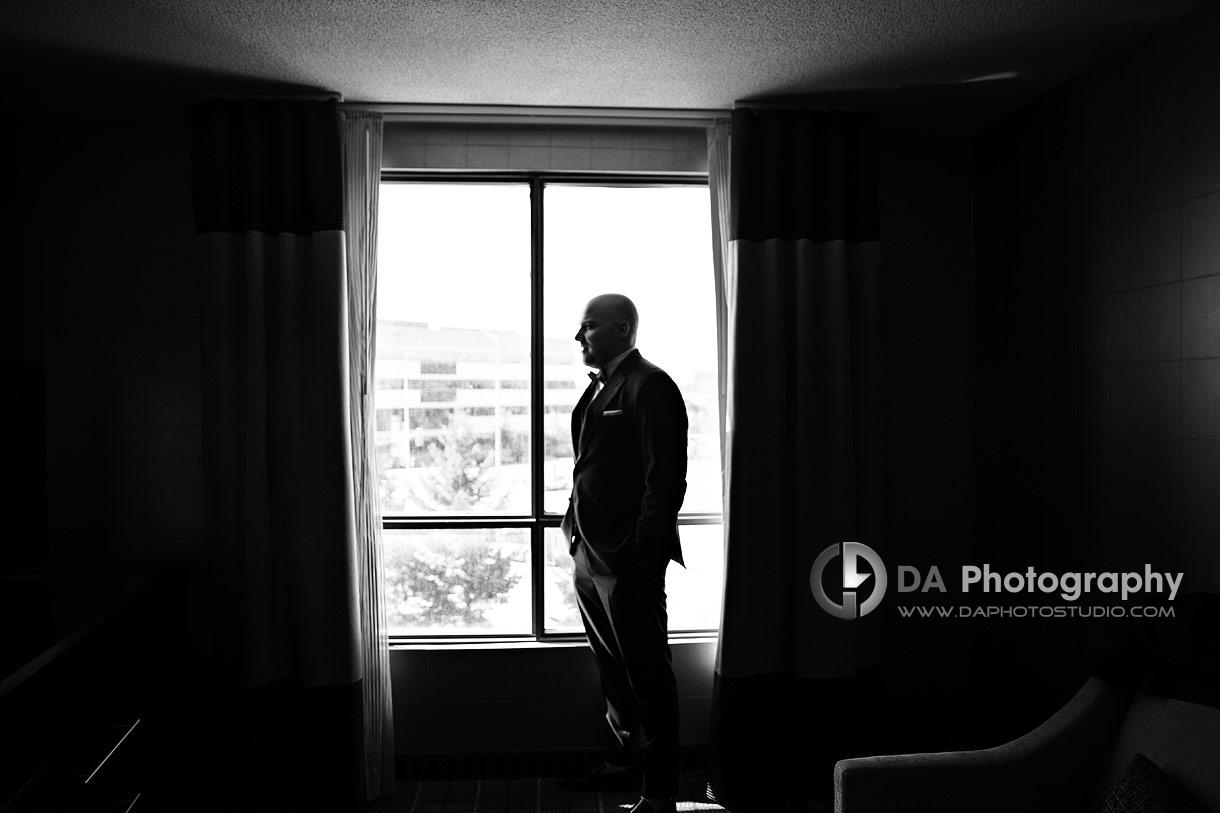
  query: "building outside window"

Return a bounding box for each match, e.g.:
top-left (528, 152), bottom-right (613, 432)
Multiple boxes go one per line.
top-left (375, 176), bottom-right (722, 639)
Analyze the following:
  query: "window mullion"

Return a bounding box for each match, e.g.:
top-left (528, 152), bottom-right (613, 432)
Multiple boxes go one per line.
top-left (530, 175), bottom-right (546, 640)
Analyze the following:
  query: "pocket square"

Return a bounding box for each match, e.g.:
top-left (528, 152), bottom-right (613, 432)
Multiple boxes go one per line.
top-left (603, 409), bottom-right (624, 416)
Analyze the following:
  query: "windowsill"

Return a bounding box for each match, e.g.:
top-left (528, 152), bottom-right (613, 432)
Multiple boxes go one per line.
top-left (389, 632), bottom-right (718, 651)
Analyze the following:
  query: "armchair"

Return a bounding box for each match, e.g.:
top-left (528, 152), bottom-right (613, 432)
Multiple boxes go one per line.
top-left (835, 673), bottom-right (1220, 812)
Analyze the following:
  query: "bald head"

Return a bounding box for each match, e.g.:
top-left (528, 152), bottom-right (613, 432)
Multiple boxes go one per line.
top-left (576, 293), bottom-right (639, 368)
top-left (588, 294), bottom-right (638, 340)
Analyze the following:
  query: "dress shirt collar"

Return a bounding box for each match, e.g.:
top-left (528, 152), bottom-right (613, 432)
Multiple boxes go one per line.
top-left (594, 347), bottom-right (636, 384)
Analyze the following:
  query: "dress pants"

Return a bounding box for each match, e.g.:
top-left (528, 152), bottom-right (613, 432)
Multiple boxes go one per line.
top-left (573, 537), bottom-right (679, 799)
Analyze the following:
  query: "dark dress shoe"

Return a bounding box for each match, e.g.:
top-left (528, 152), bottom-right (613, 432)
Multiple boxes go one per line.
top-left (555, 762), bottom-right (642, 792)
top-left (628, 799), bottom-right (676, 813)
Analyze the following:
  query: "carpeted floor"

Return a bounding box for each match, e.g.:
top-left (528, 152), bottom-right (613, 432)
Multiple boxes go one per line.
top-left (367, 771), bottom-right (726, 812)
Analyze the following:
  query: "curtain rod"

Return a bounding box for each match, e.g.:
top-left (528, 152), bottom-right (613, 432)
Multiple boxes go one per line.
top-left (196, 91), bottom-right (345, 102)
top-left (345, 102), bottom-right (730, 128)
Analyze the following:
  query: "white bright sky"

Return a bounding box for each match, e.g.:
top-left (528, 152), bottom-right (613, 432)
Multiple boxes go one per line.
top-left (375, 182), bottom-right (718, 379)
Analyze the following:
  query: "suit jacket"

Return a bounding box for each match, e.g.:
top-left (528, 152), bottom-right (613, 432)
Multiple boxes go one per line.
top-left (560, 349), bottom-right (687, 567)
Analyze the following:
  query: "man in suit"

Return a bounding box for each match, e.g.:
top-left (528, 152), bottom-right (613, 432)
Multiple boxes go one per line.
top-left (556, 293), bottom-right (688, 813)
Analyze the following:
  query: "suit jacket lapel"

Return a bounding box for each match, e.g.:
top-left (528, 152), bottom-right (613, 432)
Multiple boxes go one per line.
top-left (572, 377), bottom-right (598, 449)
top-left (578, 376), bottom-right (625, 452)
top-left (575, 350), bottom-right (640, 462)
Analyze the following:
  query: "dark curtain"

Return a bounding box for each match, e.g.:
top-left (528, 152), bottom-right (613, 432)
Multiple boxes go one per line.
top-left (707, 108), bottom-right (885, 810)
top-left (190, 99), bottom-right (365, 812)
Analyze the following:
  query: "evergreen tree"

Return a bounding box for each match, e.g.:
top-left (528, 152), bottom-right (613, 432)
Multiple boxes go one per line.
top-left (385, 412), bottom-right (522, 629)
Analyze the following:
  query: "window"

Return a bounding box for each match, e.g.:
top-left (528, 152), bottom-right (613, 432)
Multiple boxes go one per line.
top-left (375, 174), bottom-right (722, 639)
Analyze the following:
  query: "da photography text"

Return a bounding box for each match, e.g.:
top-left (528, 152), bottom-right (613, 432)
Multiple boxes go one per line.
top-left (899, 563), bottom-right (1183, 602)
top-left (809, 541), bottom-right (1186, 621)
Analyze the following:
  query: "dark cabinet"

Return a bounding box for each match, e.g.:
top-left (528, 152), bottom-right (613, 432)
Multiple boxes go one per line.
top-left (1, 570), bottom-right (176, 812)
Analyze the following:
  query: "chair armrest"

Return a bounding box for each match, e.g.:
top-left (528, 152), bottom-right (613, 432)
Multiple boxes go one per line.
top-left (834, 678), bottom-right (1132, 813)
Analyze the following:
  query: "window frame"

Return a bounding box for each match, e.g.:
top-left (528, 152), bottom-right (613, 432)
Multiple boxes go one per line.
top-left (378, 169), bottom-right (722, 643)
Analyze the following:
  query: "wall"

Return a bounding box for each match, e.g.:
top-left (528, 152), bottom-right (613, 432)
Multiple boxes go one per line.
top-left (19, 114), bottom-right (204, 572)
top-left (874, 129), bottom-right (981, 751)
top-left (391, 639), bottom-right (716, 758)
top-left (13, 112), bottom-right (216, 793)
top-left (972, 0), bottom-right (1220, 708)
top-left (971, 0), bottom-right (1220, 583)
top-left (1072, 3), bottom-right (1220, 586)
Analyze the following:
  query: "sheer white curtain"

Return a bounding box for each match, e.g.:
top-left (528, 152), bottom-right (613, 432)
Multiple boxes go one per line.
top-left (340, 108), bottom-right (396, 802)
top-left (707, 118), bottom-right (733, 470)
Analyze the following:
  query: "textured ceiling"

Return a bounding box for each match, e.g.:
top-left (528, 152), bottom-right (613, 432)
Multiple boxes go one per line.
top-left (0, 0), bottom-right (1203, 131)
